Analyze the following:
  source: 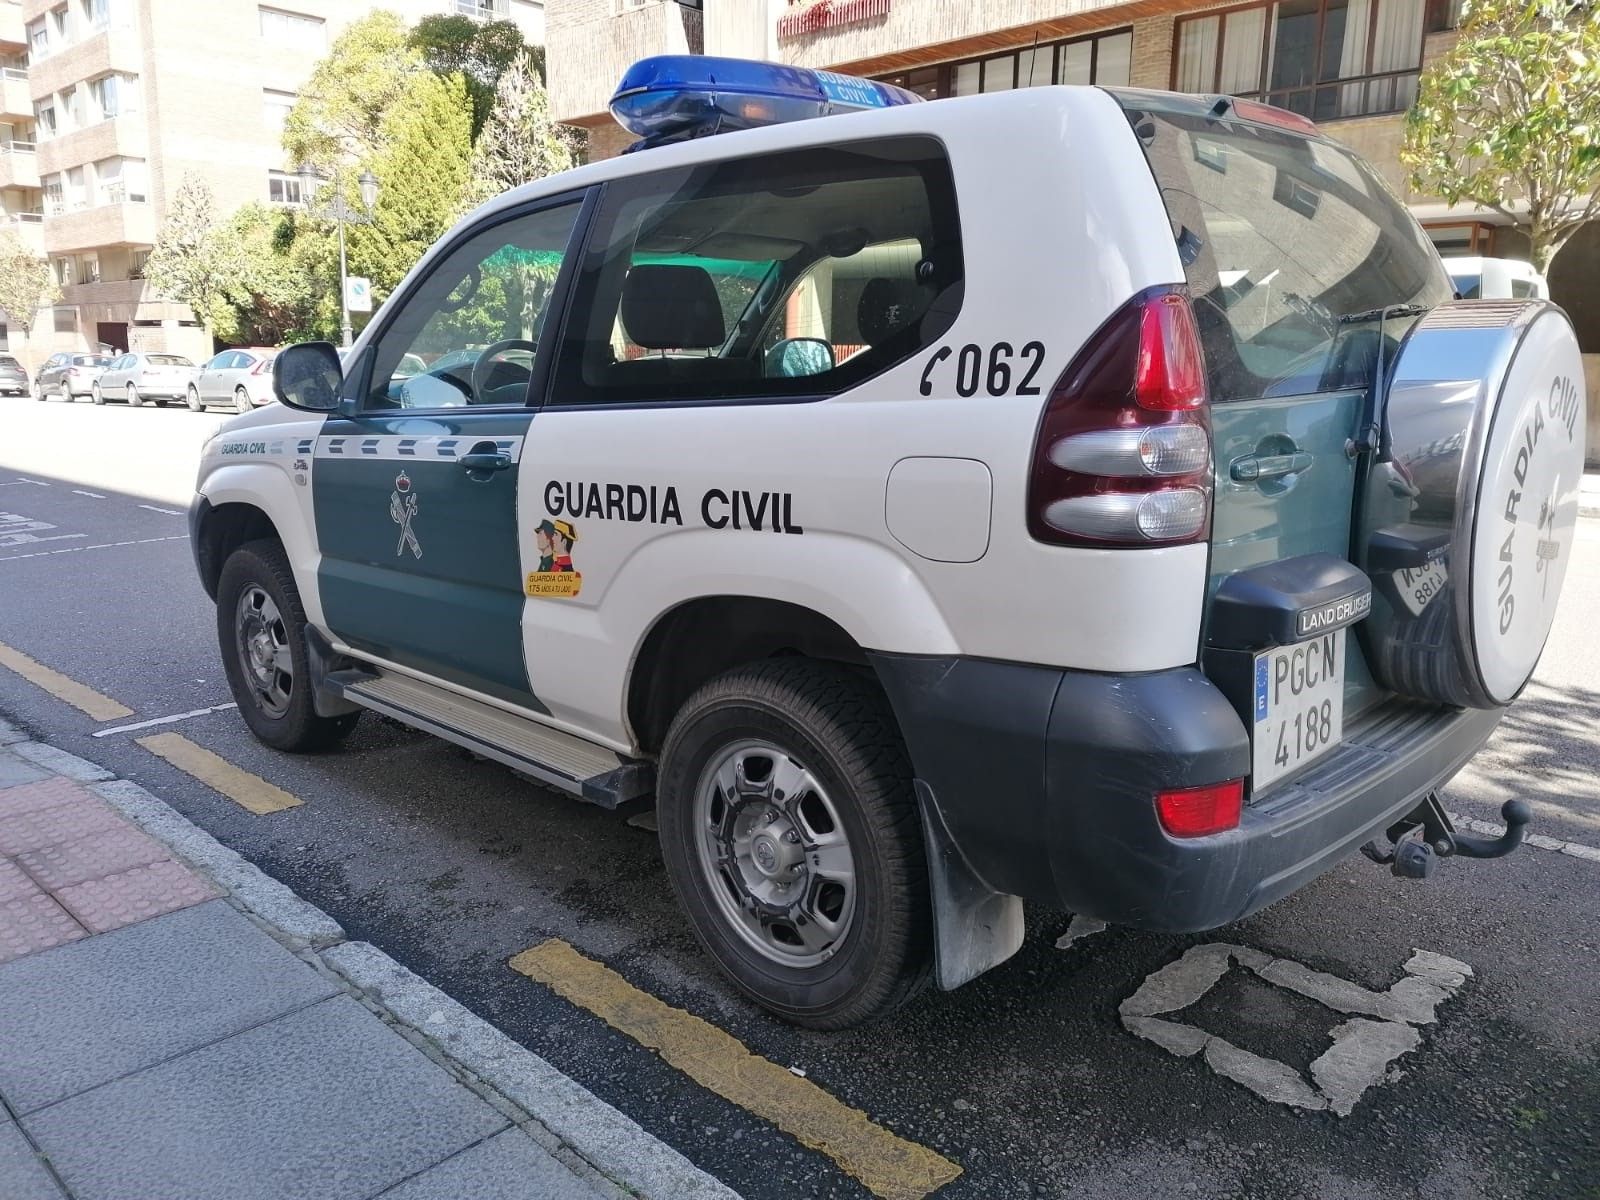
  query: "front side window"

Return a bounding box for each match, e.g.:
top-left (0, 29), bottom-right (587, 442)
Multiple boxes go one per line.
top-left (364, 198), bottom-right (583, 411)
top-left (1174, 0), bottom-right (1426, 120)
top-left (552, 136), bottom-right (963, 407)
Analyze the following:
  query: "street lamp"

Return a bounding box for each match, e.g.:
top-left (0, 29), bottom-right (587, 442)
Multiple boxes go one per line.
top-left (297, 164), bottom-right (379, 349)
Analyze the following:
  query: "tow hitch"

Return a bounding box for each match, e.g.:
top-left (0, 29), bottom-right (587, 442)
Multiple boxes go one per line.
top-left (1362, 794), bottom-right (1532, 879)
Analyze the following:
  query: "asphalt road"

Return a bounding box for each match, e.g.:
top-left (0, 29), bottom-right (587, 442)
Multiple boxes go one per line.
top-left (1, 396), bottom-right (1597, 1200)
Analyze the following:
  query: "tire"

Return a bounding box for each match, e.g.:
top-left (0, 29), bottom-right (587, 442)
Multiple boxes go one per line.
top-left (32, 381), bottom-right (43, 401)
top-left (216, 538), bottom-right (359, 752)
top-left (91, 383), bottom-right (105, 405)
top-left (657, 658), bottom-right (931, 1029)
top-left (234, 386), bottom-right (252, 415)
top-left (186, 384), bottom-right (203, 412)
top-left (127, 383), bottom-right (142, 407)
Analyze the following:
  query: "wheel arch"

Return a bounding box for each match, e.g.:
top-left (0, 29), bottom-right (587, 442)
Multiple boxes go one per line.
top-left (194, 463), bottom-right (323, 627)
top-left (626, 595), bottom-right (873, 755)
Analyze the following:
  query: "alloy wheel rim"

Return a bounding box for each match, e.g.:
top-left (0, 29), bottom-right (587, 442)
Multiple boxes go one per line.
top-left (692, 739), bottom-right (856, 968)
top-left (235, 585), bottom-right (292, 718)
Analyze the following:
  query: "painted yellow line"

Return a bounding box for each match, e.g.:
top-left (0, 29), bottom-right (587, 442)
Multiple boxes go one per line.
top-left (0, 640), bottom-right (133, 721)
top-left (509, 939), bottom-right (961, 1200)
top-left (136, 732), bottom-right (303, 815)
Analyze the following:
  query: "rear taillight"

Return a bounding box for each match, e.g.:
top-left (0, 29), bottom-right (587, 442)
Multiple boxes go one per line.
top-left (1027, 287), bottom-right (1213, 548)
top-left (1155, 779), bottom-right (1243, 838)
top-left (250, 357), bottom-right (272, 375)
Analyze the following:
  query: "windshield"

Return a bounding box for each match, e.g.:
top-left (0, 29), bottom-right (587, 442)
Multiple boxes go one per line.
top-left (1117, 100), bottom-right (1451, 400)
top-left (74, 355), bottom-right (110, 366)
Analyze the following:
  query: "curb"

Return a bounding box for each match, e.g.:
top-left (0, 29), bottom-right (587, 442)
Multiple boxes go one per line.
top-left (0, 715), bottom-right (741, 1200)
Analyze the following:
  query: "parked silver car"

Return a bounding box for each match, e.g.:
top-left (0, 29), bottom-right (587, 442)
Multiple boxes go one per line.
top-left (189, 348), bottom-right (278, 414)
top-left (34, 352), bottom-right (111, 401)
top-left (91, 352), bottom-right (199, 408)
top-left (0, 353), bottom-right (28, 397)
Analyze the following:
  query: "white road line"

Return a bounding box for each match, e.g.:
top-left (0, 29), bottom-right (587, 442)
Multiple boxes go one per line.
top-left (71, 489), bottom-right (107, 499)
top-left (1445, 810), bottom-right (1600, 864)
top-left (93, 703), bottom-right (238, 738)
top-left (10, 479), bottom-right (50, 487)
top-left (137, 503), bottom-right (183, 516)
top-left (0, 534), bottom-right (189, 562)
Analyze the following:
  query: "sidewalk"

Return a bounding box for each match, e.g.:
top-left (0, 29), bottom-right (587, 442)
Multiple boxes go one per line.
top-left (0, 719), bottom-right (738, 1200)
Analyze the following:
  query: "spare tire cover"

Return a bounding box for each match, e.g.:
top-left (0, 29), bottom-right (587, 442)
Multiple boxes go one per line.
top-left (1358, 300), bottom-right (1586, 709)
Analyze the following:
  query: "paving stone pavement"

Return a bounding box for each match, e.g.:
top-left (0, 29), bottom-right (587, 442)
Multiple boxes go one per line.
top-left (0, 731), bottom-right (646, 1200)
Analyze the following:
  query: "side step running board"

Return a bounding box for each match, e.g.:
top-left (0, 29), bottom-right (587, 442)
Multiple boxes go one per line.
top-left (330, 669), bottom-right (653, 808)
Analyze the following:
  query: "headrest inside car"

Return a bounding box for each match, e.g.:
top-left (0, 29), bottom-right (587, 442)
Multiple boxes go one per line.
top-left (857, 277), bottom-right (927, 347)
top-left (621, 264), bottom-right (726, 350)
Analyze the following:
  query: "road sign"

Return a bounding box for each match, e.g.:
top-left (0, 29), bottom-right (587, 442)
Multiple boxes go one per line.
top-left (345, 276), bottom-right (372, 313)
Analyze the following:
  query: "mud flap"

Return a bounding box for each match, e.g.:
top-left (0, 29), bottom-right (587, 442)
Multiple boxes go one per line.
top-left (917, 781), bottom-right (1025, 991)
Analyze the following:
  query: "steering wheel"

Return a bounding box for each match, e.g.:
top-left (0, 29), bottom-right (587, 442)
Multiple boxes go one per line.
top-left (470, 339), bottom-right (540, 403)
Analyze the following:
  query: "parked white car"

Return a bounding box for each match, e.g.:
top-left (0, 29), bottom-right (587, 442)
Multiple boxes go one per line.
top-left (189, 348), bottom-right (279, 413)
top-left (92, 352), bottom-right (200, 407)
top-left (1446, 256), bottom-right (1548, 300)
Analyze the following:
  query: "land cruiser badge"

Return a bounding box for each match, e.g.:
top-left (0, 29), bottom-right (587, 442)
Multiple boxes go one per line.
top-left (391, 472), bottom-right (421, 559)
top-left (525, 518), bottom-right (581, 599)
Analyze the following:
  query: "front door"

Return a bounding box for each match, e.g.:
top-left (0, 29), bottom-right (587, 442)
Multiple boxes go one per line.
top-left (312, 195), bottom-right (585, 711)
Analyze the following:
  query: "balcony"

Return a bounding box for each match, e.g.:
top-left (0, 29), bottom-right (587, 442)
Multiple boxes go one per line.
top-left (28, 27), bottom-right (139, 100)
top-left (0, 1), bottom-right (21, 48)
top-left (0, 138), bottom-right (35, 187)
top-left (547, 0), bottom-right (703, 124)
top-left (2, 208), bottom-right (42, 251)
top-left (42, 193), bottom-right (153, 253)
top-left (36, 112), bottom-right (145, 176)
top-left (0, 66), bottom-right (26, 119)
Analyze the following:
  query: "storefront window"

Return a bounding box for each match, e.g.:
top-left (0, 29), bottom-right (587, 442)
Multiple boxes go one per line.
top-left (1174, 0), bottom-right (1426, 120)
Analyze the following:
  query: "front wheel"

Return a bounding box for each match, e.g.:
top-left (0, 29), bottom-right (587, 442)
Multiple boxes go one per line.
top-left (216, 539), bottom-right (359, 752)
top-left (186, 384), bottom-right (202, 412)
top-left (234, 386), bottom-right (251, 415)
top-left (126, 384), bottom-right (141, 407)
top-left (657, 659), bottom-right (932, 1029)
top-left (91, 384), bottom-right (105, 405)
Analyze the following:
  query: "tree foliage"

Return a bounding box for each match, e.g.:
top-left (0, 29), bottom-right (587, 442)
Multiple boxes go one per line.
top-left (1402, 0), bottom-right (1600, 272)
top-left (465, 49), bottom-right (575, 209)
top-left (144, 174), bottom-right (240, 333)
top-left (0, 228), bottom-right (59, 339)
top-left (209, 204), bottom-right (337, 346)
top-left (409, 14), bottom-right (541, 138)
top-left (282, 11), bottom-right (419, 176)
top-left (346, 71), bottom-right (474, 302)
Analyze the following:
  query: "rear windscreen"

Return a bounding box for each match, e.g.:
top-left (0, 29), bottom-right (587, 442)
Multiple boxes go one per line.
top-left (1119, 104), bottom-right (1450, 401)
top-left (148, 355), bottom-right (193, 366)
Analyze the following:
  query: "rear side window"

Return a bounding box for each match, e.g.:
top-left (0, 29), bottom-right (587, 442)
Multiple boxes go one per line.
top-left (1120, 103), bottom-right (1450, 401)
top-left (551, 136), bottom-right (963, 406)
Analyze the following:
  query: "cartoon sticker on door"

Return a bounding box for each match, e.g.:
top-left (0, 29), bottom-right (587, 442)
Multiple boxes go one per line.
top-left (525, 518), bottom-right (581, 598)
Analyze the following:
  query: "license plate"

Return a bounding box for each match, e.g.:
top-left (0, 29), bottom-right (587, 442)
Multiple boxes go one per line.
top-left (1252, 630), bottom-right (1345, 792)
top-left (1394, 560), bottom-right (1449, 617)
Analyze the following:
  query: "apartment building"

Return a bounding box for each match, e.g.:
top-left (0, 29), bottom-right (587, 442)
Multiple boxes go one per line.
top-left (546, 0), bottom-right (1600, 377)
top-left (0, 0), bottom-right (545, 367)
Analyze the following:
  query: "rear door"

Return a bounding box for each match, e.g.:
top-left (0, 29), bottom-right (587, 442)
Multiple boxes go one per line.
top-left (199, 352), bottom-right (232, 401)
top-left (1118, 97), bottom-right (1453, 788)
top-left (311, 193), bottom-right (586, 711)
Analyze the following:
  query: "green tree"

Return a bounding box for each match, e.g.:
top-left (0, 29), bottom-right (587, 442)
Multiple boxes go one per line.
top-left (144, 174), bottom-right (239, 338)
top-left (210, 204), bottom-right (336, 346)
top-left (282, 10), bottom-right (419, 176)
top-left (408, 14), bottom-right (541, 138)
top-left (0, 228), bottom-right (60, 368)
top-left (347, 71), bottom-right (474, 300)
top-left (1402, 0), bottom-right (1600, 273)
top-left (465, 48), bottom-right (574, 209)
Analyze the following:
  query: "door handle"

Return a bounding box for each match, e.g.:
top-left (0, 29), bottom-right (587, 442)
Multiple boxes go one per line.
top-left (1230, 451), bottom-right (1313, 482)
top-left (459, 450), bottom-right (513, 472)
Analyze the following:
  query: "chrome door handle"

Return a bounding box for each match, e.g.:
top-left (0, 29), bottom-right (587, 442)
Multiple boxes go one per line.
top-left (1230, 451), bottom-right (1313, 482)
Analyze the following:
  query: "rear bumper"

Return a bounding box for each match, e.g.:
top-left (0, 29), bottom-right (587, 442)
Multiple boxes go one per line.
top-left (868, 653), bottom-right (1502, 932)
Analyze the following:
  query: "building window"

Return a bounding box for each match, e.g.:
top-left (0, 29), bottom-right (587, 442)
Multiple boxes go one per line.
top-left (259, 7), bottom-right (325, 46)
top-left (267, 170), bottom-right (303, 205)
top-left (875, 28), bottom-right (1133, 100)
top-left (49, 7), bottom-right (67, 42)
top-left (263, 89), bottom-right (295, 133)
top-left (456, 0), bottom-right (508, 16)
top-left (1423, 220), bottom-right (1498, 257)
top-left (94, 156), bottom-right (147, 204)
top-left (129, 249), bottom-right (150, 278)
top-left (26, 19), bottom-right (48, 59)
top-left (43, 175), bottom-right (63, 215)
top-left (88, 74), bottom-right (136, 121)
top-left (1173, 0), bottom-right (1426, 121)
top-left (34, 101), bottom-right (55, 141)
top-left (81, 0), bottom-right (110, 30)
top-left (53, 307), bottom-right (76, 334)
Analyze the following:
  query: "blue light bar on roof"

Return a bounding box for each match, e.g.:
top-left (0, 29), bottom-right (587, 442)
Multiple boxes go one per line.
top-left (610, 55), bottom-right (923, 149)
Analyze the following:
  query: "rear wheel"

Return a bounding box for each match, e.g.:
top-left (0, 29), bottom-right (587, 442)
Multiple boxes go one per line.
top-left (216, 539), bottom-right (359, 752)
top-left (234, 386), bottom-right (251, 415)
top-left (91, 383), bottom-right (105, 405)
top-left (657, 658), bottom-right (931, 1029)
top-left (186, 384), bottom-right (202, 412)
top-left (32, 381), bottom-right (42, 401)
top-left (126, 383), bottom-right (141, 407)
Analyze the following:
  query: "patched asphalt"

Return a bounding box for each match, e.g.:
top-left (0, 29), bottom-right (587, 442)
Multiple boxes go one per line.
top-left (1, 401), bottom-right (1597, 1199)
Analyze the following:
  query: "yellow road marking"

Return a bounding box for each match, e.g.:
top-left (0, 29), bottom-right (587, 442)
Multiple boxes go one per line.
top-left (0, 640), bottom-right (133, 721)
top-left (510, 939), bottom-right (961, 1200)
top-left (136, 732), bottom-right (302, 815)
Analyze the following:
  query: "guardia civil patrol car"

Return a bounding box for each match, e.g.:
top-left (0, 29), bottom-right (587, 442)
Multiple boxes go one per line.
top-left (190, 57), bottom-right (1586, 1029)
